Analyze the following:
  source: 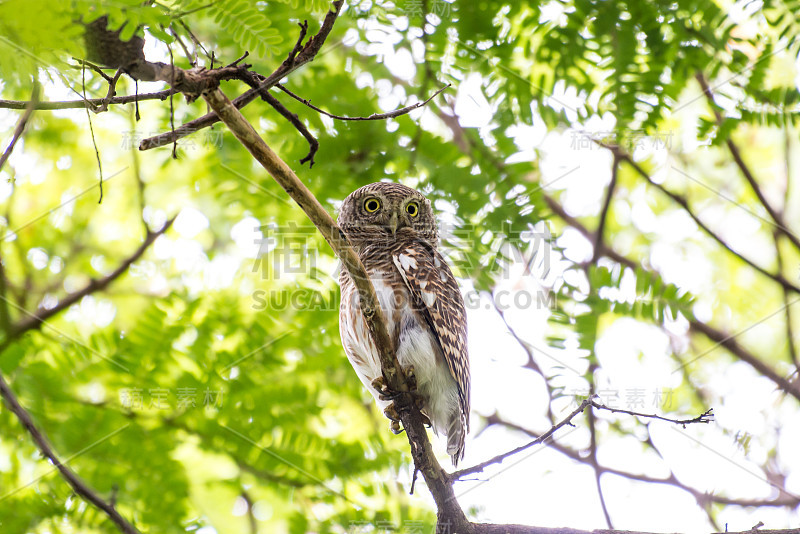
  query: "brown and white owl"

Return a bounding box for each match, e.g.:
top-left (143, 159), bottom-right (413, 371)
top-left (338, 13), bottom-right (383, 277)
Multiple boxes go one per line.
top-left (337, 182), bottom-right (470, 466)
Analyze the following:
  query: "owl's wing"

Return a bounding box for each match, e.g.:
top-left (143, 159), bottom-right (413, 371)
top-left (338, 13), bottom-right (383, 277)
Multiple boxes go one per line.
top-left (391, 241), bottom-right (470, 431)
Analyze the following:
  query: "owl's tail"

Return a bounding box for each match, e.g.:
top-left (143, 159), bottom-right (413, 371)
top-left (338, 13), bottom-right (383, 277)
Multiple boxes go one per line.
top-left (446, 413), bottom-right (467, 467)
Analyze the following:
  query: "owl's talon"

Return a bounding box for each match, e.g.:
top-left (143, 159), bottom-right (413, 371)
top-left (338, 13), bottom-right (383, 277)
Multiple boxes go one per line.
top-left (371, 376), bottom-right (392, 396)
top-left (384, 404), bottom-right (404, 434)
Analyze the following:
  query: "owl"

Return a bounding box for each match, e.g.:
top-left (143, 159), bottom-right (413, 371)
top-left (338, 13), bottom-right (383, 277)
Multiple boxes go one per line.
top-left (337, 182), bottom-right (470, 466)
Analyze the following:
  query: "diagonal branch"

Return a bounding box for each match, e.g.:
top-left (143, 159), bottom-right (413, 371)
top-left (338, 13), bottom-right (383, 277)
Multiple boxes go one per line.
top-left (5, 217), bottom-right (175, 341)
top-left (0, 374), bottom-right (138, 533)
top-left (452, 399), bottom-right (593, 480)
top-left (613, 150), bottom-right (800, 295)
top-left (592, 153), bottom-right (619, 263)
top-left (0, 83), bottom-right (40, 173)
top-left (695, 72), bottom-right (800, 252)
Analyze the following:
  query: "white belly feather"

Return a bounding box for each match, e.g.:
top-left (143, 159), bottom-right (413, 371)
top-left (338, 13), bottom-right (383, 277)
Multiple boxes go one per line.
top-left (340, 272), bottom-right (461, 448)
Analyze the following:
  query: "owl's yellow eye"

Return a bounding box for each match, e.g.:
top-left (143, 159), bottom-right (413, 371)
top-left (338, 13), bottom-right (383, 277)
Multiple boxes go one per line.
top-left (364, 198), bottom-right (381, 213)
top-left (406, 202), bottom-right (420, 217)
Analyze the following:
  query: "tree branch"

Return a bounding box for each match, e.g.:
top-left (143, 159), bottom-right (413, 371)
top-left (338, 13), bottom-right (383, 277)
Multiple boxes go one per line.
top-left (612, 150), bottom-right (800, 295)
top-left (592, 154), bottom-right (619, 263)
top-left (5, 217), bottom-right (175, 340)
top-left (0, 82), bottom-right (39, 173)
top-left (695, 72), bottom-right (800, 253)
top-left (0, 373), bottom-right (138, 533)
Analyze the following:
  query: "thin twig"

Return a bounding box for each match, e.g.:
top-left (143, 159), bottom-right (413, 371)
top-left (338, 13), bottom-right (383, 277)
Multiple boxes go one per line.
top-left (263, 93), bottom-right (319, 166)
top-left (451, 399), bottom-right (593, 480)
top-left (588, 406), bottom-right (613, 528)
top-left (169, 24), bottom-right (195, 66)
top-left (589, 401), bottom-right (714, 427)
top-left (178, 20), bottom-right (212, 64)
top-left (229, 68), bottom-right (319, 166)
top-left (276, 83), bottom-right (450, 121)
top-left (92, 69), bottom-right (123, 114)
top-left (71, 58), bottom-right (115, 84)
top-left (486, 411), bottom-right (798, 508)
top-left (544, 192), bottom-right (800, 402)
top-left (0, 91), bottom-right (173, 110)
top-left (490, 299), bottom-right (555, 424)
top-left (0, 83), bottom-right (39, 173)
top-left (225, 51), bottom-right (250, 68)
top-left (81, 66), bottom-right (104, 202)
top-left (451, 399), bottom-right (712, 481)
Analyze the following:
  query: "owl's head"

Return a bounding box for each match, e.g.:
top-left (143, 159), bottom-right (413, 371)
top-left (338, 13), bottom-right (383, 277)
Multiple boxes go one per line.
top-left (338, 182), bottom-right (438, 247)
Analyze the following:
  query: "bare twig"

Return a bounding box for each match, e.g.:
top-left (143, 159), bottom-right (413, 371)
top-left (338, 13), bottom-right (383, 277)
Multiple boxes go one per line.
top-left (263, 92), bottom-right (319, 166)
top-left (169, 25), bottom-right (195, 66)
top-left (226, 51), bottom-right (250, 68)
top-left (589, 401), bottom-right (714, 426)
top-left (451, 399), bottom-right (593, 480)
top-left (81, 66), bottom-right (104, 202)
top-left (178, 20), bottom-right (212, 65)
top-left (486, 411), bottom-right (798, 509)
top-left (228, 68), bottom-right (319, 166)
top-left (92, 69), bottom-right (124, 114)
top-left (0, 374), bottom-right (139, 533)
top-left (71, 58), bottom-right (116, 84)
top-left (0, 91), bottom-right (172, 110)
top-left (275, 83), bottom-right (450, 121)
top-left (451, 398), bottom-right (712, 481)
top-left (587, 406), bottom-right (613, 528)
top-left (0, 82), bottom-right (39, 173)
top-left (490, 299), bottom-right (555, 424)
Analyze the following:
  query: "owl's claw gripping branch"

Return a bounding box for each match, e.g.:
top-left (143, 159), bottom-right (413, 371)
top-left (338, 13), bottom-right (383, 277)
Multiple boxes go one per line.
top-left (383, 405), bottom-right (403, 435)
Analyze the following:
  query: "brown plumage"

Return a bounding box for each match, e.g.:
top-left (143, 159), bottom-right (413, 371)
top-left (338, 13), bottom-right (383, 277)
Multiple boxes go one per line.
top-left (338, 182), bottom-right (470, 465)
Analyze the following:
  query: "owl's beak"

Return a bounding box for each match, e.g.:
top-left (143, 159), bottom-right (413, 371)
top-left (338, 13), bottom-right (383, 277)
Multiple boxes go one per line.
top-left (388, 212), bottom-right (406, 236)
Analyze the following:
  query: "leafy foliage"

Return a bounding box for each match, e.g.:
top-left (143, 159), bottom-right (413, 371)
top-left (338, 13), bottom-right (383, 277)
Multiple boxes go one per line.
top-left (1, 0), bottom-right (799, 532)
